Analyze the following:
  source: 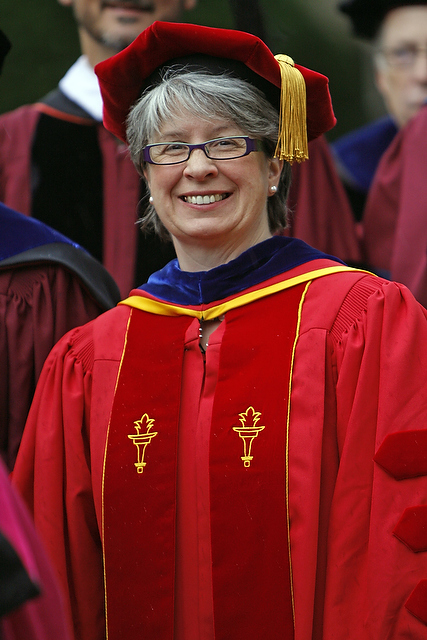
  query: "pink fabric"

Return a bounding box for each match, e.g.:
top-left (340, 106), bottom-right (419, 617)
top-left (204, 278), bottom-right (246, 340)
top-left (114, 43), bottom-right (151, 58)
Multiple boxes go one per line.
top-left (0, 459), bottom-right (72, 640)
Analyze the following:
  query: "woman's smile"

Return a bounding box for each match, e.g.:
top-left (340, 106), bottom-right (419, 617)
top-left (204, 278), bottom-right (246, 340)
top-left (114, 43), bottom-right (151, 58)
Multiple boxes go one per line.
top-left (180, 192), bottom-right (230, 205)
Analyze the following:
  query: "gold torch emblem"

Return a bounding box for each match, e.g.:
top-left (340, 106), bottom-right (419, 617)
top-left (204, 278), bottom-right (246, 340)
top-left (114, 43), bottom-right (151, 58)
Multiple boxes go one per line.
top-left (233, 406), bottom-right (265, 468)
top-left (128, 413), bottom-right (158, 474)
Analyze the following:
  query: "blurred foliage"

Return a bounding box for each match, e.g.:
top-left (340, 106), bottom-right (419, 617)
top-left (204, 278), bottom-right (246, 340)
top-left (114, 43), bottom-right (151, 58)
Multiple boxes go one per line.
top-left (0, 0), bottom-right (385, 139)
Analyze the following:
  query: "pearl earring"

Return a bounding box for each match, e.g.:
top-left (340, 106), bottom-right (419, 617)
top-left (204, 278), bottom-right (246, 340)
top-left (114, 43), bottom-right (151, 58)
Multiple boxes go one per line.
top-left (270, 185), bottom-right (277, 193)
top-left (149, 196), bottom-right (154, 204)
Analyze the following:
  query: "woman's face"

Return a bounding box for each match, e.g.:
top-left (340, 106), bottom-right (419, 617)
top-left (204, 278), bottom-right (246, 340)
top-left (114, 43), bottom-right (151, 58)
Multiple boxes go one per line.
top-left (143, 113), bottom-right (282, 267)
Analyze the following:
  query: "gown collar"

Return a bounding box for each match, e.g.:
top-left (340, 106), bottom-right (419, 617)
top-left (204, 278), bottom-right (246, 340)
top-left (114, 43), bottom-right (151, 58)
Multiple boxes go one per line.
top-left (139, 236), bottom-right (343, 306)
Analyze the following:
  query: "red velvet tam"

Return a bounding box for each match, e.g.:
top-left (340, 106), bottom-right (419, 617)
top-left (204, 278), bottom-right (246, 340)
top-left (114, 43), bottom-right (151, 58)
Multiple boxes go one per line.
top-left (95, 21), bottom-right (336, 162)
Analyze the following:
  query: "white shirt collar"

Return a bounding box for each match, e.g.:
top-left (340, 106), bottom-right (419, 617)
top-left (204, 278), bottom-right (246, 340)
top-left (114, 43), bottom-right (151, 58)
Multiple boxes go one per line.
top-left (58, 55), bottom-right (104, 122)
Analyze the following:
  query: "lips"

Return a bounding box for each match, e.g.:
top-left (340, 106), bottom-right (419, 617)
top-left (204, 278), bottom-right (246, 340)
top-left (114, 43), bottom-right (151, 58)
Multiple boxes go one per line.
top-left (182, 193), bottom-right (230, 205)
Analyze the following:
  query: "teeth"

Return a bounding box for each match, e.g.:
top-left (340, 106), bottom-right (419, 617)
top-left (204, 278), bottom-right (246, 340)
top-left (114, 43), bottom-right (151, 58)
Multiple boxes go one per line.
top-left (184, 194), bottom-right (227, 205)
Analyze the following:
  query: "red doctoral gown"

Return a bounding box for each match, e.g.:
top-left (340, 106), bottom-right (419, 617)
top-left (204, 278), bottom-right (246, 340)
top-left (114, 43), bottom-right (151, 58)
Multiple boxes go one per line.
top-left (12, 237), bottom-right (427, 639)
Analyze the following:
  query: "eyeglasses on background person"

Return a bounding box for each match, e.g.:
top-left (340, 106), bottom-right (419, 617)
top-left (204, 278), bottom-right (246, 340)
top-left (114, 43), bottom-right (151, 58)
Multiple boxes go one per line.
top-left (379, 43), bottom-right (427, 68)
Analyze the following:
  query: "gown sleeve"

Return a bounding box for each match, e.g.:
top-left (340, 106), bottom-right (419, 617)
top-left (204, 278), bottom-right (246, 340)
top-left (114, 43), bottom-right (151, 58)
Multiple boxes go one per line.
top-left (12, 323), bottom-right (106, 640)
top-left (0, 263), bottom-right (107, 470)
top-left (324, 278), bottom-right (427, 637)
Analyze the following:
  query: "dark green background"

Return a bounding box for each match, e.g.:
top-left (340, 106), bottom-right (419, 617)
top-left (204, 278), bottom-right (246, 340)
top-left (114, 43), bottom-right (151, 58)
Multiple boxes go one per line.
top-left (0, 0), bottom-right (385, 140)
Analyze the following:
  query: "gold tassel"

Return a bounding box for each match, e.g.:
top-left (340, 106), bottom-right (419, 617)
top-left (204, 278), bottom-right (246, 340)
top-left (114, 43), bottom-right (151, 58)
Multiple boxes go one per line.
top-left (273, 54), bottom-right (308, 164)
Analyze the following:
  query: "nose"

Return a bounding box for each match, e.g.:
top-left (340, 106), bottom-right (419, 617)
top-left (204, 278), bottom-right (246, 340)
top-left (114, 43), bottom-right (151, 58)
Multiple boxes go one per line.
top-left (182, 148), bottom-right (219, 180)
top-left (412, 47), bottom-right (427, 82)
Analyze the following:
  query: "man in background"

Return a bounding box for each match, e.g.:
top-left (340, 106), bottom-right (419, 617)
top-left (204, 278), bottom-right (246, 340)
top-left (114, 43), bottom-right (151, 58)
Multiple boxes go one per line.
top-left (332, 0), bottom-right (427, 223)
top-left (0, 0), bottom-right (197, 297)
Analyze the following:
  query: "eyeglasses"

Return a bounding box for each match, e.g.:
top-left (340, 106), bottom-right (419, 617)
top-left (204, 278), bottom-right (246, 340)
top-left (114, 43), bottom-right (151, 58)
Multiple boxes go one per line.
top-left (379, 44), bottom-right (427, 68)
top-left (142, 136), bottom-right (260, 165)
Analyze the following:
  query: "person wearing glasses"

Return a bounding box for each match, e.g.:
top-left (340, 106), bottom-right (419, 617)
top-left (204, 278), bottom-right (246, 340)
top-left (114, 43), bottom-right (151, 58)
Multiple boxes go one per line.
top-left (12, 21), bottom-right (427, 640)
top-left (332, 0), bottom-right (427, 225)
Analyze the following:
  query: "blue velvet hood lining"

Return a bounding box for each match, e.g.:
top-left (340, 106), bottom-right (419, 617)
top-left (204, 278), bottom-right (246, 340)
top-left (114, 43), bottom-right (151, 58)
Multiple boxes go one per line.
top-left (139, 236), bottom-right (343, 306)
top-left (0, 202), bottom-right (81, 262)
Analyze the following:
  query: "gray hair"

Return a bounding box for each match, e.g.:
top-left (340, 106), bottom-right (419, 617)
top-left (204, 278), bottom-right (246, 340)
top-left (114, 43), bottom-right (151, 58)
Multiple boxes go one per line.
top-left (126, 69), bottom-right (292, 241)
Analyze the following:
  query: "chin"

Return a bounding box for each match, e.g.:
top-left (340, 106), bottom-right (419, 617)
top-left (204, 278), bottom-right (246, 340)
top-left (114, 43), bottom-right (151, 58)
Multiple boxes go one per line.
top-left (100, 27), bottom-right (146, 51)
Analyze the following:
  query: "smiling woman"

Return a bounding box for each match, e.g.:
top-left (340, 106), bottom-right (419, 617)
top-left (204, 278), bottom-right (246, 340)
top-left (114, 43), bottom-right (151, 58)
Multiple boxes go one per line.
top-left (126, 70), bottom-right (289, 265)
top-left (12, 19), bottom-right (427, 640)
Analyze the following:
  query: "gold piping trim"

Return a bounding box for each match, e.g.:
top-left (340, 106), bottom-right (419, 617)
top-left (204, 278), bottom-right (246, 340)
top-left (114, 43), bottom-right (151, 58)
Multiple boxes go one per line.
top-left (101, 309), bottom-right (133, 640)
top-left (286, 280), bottom-right (311, 626)
top-left (119, 266), bottom-right (366, 319)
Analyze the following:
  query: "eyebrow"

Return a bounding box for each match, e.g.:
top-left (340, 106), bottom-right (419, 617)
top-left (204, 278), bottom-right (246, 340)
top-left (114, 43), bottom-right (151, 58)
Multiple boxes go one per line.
top-left (157, 125), bottom-right (236, 141)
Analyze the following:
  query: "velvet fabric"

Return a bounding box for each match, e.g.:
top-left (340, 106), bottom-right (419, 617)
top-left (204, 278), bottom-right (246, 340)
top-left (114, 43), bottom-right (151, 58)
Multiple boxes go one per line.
top-left (393, 505), bottom-right (427, 552)
top-left (140, 236), bottom-right (342, 305)
top-left (0, 202), bottom-right (119, 470)
top-left (331, 116), bottom-right (398, 193)
top-left (0, 202), bottom-right (79, 262)
top-left (406, 581), bottom-right (427, 625)
top-left (31, 112), bottom-right (104, 263)
top-left (103, 286), bottom-right (302, 638)
top-left (374, 429), bottom-right (427, 480)
top-left (95, 21), bottom-right (336, 144)
top-left (0, 97), bottom-right (179, 297)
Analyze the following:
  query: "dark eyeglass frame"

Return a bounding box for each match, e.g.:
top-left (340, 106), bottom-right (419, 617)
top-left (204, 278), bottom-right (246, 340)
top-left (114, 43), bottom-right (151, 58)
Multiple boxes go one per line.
top-left (142, 136), bottom-right (260, 165)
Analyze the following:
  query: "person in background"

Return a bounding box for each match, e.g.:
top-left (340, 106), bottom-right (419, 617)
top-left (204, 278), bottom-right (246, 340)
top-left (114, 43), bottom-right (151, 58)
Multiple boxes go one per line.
top-left (0, 0), bottom-right (362, 293)
top-left (12, 21), bottom-right (427, 640)
top-left (0, 28), bottom-right (120, 471)
top-left (332, 0), bottom-right (427, 223)
top-left (363, 96), bottom-right (427, 305)
top-left (0, 203), bottom-right (120, 470)
top-left (0, 0), bottom-right (197, 297)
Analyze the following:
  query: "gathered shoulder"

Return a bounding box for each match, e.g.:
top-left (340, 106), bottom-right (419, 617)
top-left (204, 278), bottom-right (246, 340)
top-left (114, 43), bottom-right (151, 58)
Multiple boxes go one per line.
top-left (300, 269), bottom-right (427, 343)
top-left (45, 303), bottom-right (132, 375)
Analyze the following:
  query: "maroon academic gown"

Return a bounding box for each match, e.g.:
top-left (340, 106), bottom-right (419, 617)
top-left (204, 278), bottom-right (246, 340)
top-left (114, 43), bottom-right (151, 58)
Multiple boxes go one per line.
top-left (0, 104), bottom-right (360, 291)
top-left (287, 135), bottom-right (361, 265)
top-left (12, 249), bottom-right (427, 640)
top-left (0, 262), bottom-right (113, 470)
top-left (0, 103), bottom-right (141, 297)
top-left (363, 104), bottom-right (427, 305)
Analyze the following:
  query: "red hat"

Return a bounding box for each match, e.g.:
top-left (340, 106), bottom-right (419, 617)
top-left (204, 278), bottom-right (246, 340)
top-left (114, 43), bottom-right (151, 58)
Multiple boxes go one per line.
top-left (95, 21), bottom-right (336, 163)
